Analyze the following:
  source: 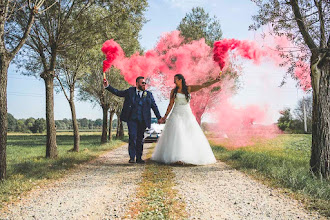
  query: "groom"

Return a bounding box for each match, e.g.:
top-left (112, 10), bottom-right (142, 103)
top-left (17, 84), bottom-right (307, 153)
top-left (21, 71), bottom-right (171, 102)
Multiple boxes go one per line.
top-left (103, 76), bottom-right (162, 164)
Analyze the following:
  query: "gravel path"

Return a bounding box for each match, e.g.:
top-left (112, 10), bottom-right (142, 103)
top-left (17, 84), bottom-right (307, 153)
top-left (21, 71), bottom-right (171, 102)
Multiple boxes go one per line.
top-left (1, 144), bottom-right (326, 220)
top-left (173, 161), bottom-right (325, 220)
top-left (1, 144), bottom-right (152, 220)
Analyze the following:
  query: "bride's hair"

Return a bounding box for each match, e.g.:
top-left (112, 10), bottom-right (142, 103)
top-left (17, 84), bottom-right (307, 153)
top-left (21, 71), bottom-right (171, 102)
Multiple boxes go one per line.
top-left (173, 74), bottom-right (190, 102)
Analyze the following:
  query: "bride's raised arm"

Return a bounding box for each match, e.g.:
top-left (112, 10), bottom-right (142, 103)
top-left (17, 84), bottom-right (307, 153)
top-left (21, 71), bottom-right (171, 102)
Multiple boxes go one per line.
top-left (162, 89), bottom-right (175, 122)
top-left (189, 76), bottom-right (221, 93)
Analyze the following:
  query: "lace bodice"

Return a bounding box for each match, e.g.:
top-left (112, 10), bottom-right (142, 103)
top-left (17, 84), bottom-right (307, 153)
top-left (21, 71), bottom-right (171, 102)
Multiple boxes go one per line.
top-left (175, 93), bottom-right (190, 105)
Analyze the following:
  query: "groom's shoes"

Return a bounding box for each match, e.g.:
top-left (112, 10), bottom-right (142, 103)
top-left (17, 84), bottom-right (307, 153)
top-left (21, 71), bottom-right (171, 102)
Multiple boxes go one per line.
top-left (129, 159), bottom-right (135, 163)
top-left (136, 159), bottom-right (145, 164)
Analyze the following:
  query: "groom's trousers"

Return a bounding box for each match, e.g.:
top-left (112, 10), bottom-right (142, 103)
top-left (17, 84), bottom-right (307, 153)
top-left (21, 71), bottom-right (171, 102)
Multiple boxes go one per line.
top-left (127, 120), bottom-right (147, 160)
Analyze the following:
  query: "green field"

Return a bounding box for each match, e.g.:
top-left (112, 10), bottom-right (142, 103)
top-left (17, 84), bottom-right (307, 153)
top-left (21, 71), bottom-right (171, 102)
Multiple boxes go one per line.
top-left (211, 134), bottom-right (330, 217)
top-left (0, 133), bottom-right (126, 207)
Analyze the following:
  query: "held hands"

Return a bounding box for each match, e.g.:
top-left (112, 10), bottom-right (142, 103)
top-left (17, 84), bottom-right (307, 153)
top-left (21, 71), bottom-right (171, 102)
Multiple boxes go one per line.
top-left (158, 116), bottom-right (167, 124)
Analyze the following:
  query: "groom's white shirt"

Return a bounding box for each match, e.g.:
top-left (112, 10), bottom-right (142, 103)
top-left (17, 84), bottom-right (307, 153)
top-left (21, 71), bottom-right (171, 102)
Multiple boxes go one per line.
top-left (136, 88), bottom-right (142, 97)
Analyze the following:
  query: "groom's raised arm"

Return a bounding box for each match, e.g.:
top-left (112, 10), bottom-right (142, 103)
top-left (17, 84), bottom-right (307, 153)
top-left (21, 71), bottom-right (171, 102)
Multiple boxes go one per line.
top-left (150, 92), bottom-right (161, 119)
top-left (105, 84), bottom-right (129, 97)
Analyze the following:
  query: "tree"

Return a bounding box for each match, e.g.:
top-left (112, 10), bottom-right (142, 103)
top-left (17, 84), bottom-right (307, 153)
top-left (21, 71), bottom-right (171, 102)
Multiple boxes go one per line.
top-left (177, 7), bottom-right (223, 47)
top-left (78, 0), bottom-right (147, 143)
top-left (14, 1), bottom-right (97, 158)
top-left (115, 103), bottom-right (125, 138)
top-left (7, 113), bottom-right (17, 132)
top-left (55, 45), bottom-right (89, 152)
top-left (25, 117), bottom-right (35, 131)
top-left (294, 95), bottom-right (312, 133)
top-left (31, 118), bottom-right (46, 133)
top-left (94, 119), bottom-right (103, 128)
top-left (79, 58), bottom-right (129, 144)
top-left (108, 109), bottom-right (115, 140)
top-left (0, 0), bottom-right (49, 180)
top-left (16, 119), bottom-right (28, 133)
top-left (250, 0), bottom-right (329, 178)
top-left (277, 108), bottom-right (293, 131)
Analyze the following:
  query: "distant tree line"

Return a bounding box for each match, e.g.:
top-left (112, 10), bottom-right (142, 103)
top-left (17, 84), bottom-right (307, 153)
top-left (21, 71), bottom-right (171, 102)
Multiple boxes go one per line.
top-left (277, 95), bottom-right (312, 134)
top-left (7, 113), bottom-right (46, 133)
top-left (7, 114), bottom-right (125, 133)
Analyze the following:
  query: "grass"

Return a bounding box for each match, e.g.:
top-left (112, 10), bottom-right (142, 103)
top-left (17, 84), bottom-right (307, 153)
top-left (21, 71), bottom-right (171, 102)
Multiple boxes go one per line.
top-left (0, 132), bottom-right (127, 208)
top-left (127, 145), bottom-right (187, 220)
top-left (211, 134), bottom-right (330, 217)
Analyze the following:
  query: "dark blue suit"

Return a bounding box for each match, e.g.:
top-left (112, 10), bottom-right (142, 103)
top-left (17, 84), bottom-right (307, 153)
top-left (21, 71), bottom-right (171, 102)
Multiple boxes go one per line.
top-left (106, 85), bottom-right (161, 160)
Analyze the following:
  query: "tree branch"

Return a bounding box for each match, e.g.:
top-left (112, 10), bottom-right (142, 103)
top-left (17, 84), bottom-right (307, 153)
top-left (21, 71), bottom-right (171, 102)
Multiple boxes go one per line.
top-left (289, 0), bottom-right (318, 52)
top-left (9, 8), bottom-right (35, 59)
top-left (314, 0), bottom-right (326, 48)
top-left (55, 74), bottom-right (69, 102)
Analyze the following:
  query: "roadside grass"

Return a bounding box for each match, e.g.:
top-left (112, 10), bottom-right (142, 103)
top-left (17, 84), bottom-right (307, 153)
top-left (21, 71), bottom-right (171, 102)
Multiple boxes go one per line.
top-left (210, 134), bottom-right (330, 217)
top-left (0, 133), bottom-right (127, 208)
top-left (128, 145), bottom-right (187, 220)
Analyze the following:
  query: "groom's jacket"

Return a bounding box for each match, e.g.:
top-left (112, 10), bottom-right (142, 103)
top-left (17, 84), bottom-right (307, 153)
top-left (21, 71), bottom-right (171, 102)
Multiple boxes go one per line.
top-left (106, 85), bottom-right (161, 128)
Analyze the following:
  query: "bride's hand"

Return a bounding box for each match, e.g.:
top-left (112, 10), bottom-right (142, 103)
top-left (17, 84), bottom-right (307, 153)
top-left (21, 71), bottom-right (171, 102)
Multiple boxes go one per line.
top-left (160, 117), bottom-right (167, 124)
top-left (216, 71), bottom-right (223, 81)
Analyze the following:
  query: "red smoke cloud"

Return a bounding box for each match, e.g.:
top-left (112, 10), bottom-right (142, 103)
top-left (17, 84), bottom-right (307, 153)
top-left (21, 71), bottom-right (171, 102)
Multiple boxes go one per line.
top-left (213, 39), bottom-right (265, 69)
top-left (102, 39), bottom-right (124, 73)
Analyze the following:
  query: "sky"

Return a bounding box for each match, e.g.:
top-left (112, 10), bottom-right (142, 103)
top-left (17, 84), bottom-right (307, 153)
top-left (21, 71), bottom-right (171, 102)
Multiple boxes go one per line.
top-left (7, 0), bottom-right (307, 123)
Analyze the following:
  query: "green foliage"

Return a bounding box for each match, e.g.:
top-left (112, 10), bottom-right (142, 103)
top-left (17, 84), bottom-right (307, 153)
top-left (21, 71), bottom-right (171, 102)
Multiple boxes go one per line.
top-left (31, 118), bottom-right (46, 133)
top-left (277, 99), bottom-right (312, 133)
top-left (76, 0), bottom-right (148, 110)
top-left (15, 119), bottom-right (29, 133)
top-left (177, 7), bottom-right (222, 47)
top-left (8, 114), bottom-right (46, 133)
top-left (8, 115), bottom-right (110, 132)
top-left (7, 113), bottom-right (17, 132)
top-left (277, 108), bottom-right (292, 131)
top-left (212, 134), bottom-right (330, 216)
top-left (0, 134), bottom-right (125, 206)
top-left (55, 118), bottom-right (105, 130)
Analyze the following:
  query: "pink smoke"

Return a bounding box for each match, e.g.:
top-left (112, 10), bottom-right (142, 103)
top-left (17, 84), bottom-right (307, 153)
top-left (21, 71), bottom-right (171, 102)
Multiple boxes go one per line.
top-left (101, 31), bottom-right (303, 147)
top-left (207, 82), bottom-right (281, 148)
top-left (213, 37), bottom-right (311, 91)
top-left (213, 39), bottom-right (266, 69)
top-left (294, 60), bottom-right (311, 91)
top-left (102, 40), bottom-right (124, 73)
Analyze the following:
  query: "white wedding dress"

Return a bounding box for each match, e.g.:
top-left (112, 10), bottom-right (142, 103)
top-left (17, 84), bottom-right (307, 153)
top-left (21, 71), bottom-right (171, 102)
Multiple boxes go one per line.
top-left (151, 93), bottom-right (216, 165)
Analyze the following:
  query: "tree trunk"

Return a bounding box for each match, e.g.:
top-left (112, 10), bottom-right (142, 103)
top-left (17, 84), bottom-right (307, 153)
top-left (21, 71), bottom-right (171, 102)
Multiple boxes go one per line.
top-left (101, 105), bottom-right (108, 144)
top-left (44, 75), bottom-right (58, 158)
top-left (0, 58), bottom-right (9, 180)
top-left (118, 120), bottom-right (124, 137)
top-left (69, 95), bottom-right (80, 152)
top-left (310, 55), bottom-right (330, 179)
top-left (116, 112), bottom-right (121, 137)
top-left (108, 110), bottom-right (115, 141)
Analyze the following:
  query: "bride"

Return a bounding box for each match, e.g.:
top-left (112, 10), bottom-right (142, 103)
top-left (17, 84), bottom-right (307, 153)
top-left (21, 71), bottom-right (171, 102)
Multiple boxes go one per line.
top-left (151, 73), bottom-right (221, 165)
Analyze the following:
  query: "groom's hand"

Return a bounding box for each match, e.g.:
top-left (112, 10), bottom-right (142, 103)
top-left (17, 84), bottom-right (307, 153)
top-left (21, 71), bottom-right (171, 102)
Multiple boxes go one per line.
top-left (103, 79), bottom-right (109, 88)
top-left (158, 118), bottom-right (163, 124)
